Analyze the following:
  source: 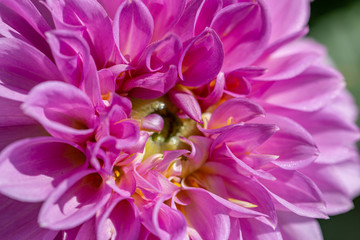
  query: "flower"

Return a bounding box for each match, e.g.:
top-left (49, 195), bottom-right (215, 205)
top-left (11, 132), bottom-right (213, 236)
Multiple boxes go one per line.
top-left (0, 0), bottom-right (359, 239)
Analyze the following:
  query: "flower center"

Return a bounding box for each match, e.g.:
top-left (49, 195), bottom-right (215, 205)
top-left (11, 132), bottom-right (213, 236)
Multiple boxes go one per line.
top-left (131, 97), bottom-right (200, 157)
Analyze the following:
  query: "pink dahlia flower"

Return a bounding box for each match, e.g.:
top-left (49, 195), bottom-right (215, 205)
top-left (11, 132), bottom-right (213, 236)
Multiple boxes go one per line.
top-left (0, 0), bottom-right (359, 239)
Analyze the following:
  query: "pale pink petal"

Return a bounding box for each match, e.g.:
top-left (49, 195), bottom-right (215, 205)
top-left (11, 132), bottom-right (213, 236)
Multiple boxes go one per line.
top-left (278, 211), bottom-right (323, 240)
top-left (258, 169), bottom-right (328, 219)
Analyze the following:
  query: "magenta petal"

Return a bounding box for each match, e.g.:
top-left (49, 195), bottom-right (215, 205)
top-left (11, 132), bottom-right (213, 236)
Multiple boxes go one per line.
top-left (145, 0), bottom-right (186, 41)
top-left (240, 218), bottom-right (282, 240)
top-left (47, 0), bottom-right (115, 67)
top-left (211, 1), bottom-right (270, 71)
top-left (179, 28), bottom-right (224, 87)
top-left (278, 211), bottom-right (323, 240)
top-left (0, 2), bottom-right (52, 57)
top-left (113, 0), bottom-right (154, 63)
top-left (97, 197), bottom-right (140, 240)
top-left (208, 97), bottom-right (265, 129)
top-left (195, 0), bottom-right (223, 35)
top-left (197, 72), bottom-right (225, 109)
top-left (97, 0), bottom-right (124, 19)
top-left (124, 65), bottom-right (178, 99)
top-left (141, 114), bottom-right (164, 132)
top-left (0, 137), bottom-right (86, 202)
top-left (0, 194), bottom-right (58, 240)
top-left (168, 86), bottom-right (203, 123)
top-left (39, 170), bottom-right (112, 230)
top-left (46, 30), bottom-right (103, 107)
top-left (258, 169), bottom-right (328, 219)
top-left (0, 38), bottom-right (60, 99)
top-left (22, 81), bottom-right (96, 143)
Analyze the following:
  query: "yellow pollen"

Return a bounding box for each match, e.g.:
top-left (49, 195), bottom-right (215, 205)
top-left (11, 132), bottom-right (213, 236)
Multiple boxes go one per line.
top-left (227, 116), bottom-right (234, 125)
top-left (228, 198), bottom-right (258, 208)
top-left (209, 79), bottom-right (216, 88)
top-left (135, 188), bottom-right (145, 198)
top-left (173, 182), bottom-right (181, 187)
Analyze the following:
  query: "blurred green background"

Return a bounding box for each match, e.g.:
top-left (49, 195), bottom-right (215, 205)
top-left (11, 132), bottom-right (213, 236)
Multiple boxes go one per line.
top-left (309, 0), bottom-right (360, 239)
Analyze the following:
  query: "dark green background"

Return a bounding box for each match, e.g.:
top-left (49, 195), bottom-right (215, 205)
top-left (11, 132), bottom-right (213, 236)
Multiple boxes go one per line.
top-left (309, 0), bottom-right (360, 239)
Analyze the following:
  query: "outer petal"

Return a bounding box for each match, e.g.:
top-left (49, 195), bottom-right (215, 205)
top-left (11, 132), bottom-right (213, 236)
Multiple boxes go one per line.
top-left (22, 81), bottom-right (96, 143)
top-left (264, 0), bottom-right (310, 44)
top-left (0, 1), bottom-right (53, 57)
top-left (0, 137), bottom-right (86, 202)
top-left (258, 169), bottom-right (328, 219)
top-left (39, 170), bottom-right (112, 230)
top-left (0, 38), bottom-right (60, 100)
top-left (253, 114), bottom-right (319, 170)
top-left (211, 1), bottom-right (270, 71)
top-left (277, 211), bottom-right (323, 240)
top-left (0, 194), bottom-right (58, 240)
top-left (260, 65), bottom-right (344, 111)
top-left (179, 28), bottom-right (224, 87)
top-left (113, 0), bottom-right (154, 63)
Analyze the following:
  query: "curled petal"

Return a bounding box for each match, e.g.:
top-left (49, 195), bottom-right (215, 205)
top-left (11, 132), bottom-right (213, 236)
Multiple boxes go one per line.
top-left (179, 28), bottom-right (224, 87)
top-left (168, 86), bottom-right (202, 123)
top-left (22, 81), bottom-right (96, 143)
top-left (113, 0), bottom-right (154, 63)
top-left (97, 197), bottom-right (140, 240)
top-left (208, 97), bottom-right (265, 129)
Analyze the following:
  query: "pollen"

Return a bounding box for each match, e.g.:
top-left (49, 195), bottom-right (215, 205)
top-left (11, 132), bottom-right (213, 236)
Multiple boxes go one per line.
top-left (228, 198), bottom-right (258, 208)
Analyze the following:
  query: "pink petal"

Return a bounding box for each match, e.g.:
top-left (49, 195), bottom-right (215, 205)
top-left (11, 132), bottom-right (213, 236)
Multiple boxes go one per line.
top-left (179, 28), bottom-right (224, 87)
top-left (123, 65), bottom-right (177, 99)
top-left (0, 2), bottom-right (52, 57)
top-left (197, 72), bottom-right (225, 110)
top-left (258, 169), bottom-right (328, 219)
top-left (97, 0), bottom-right (124, 19)
top-left (194, 0), bottom-right (223, 35)
top-left (168, 86), bottom-right (203, 123)
top-left (253, 114), bottom-right (319, 170)
top-left (47, 0), bottom-right (115, 67)
top-left (208, 97), bottom-right (265, 129)
top-left (211, 1), bottom-right (270, 71)
top-left (265, 0), bottom-right (310, 44)
top-left (261, 65), bottom-right (344, 111)
top-left (113, 0), bottom-right (154, 63)
top-left (46, 30), bottom-right (102, 107)
top-left (97, 197), bottom-right (141, 240)
top-left (144, 0), bottom-right (186, 41)
top-left (278, 211), bottom-right (323, 240)
top-left (0, 38), bottom-right (60, 99)
top-left (0, 194), bottom-right (58, 240)
top-left (39, 170), bottom-right (112, 230)
top-left (22, 81), bottom-right (96, 143)
top-left (0, 137), bottom-right (87, 202)
top-left (240, 218), bottom-right (283, 240)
